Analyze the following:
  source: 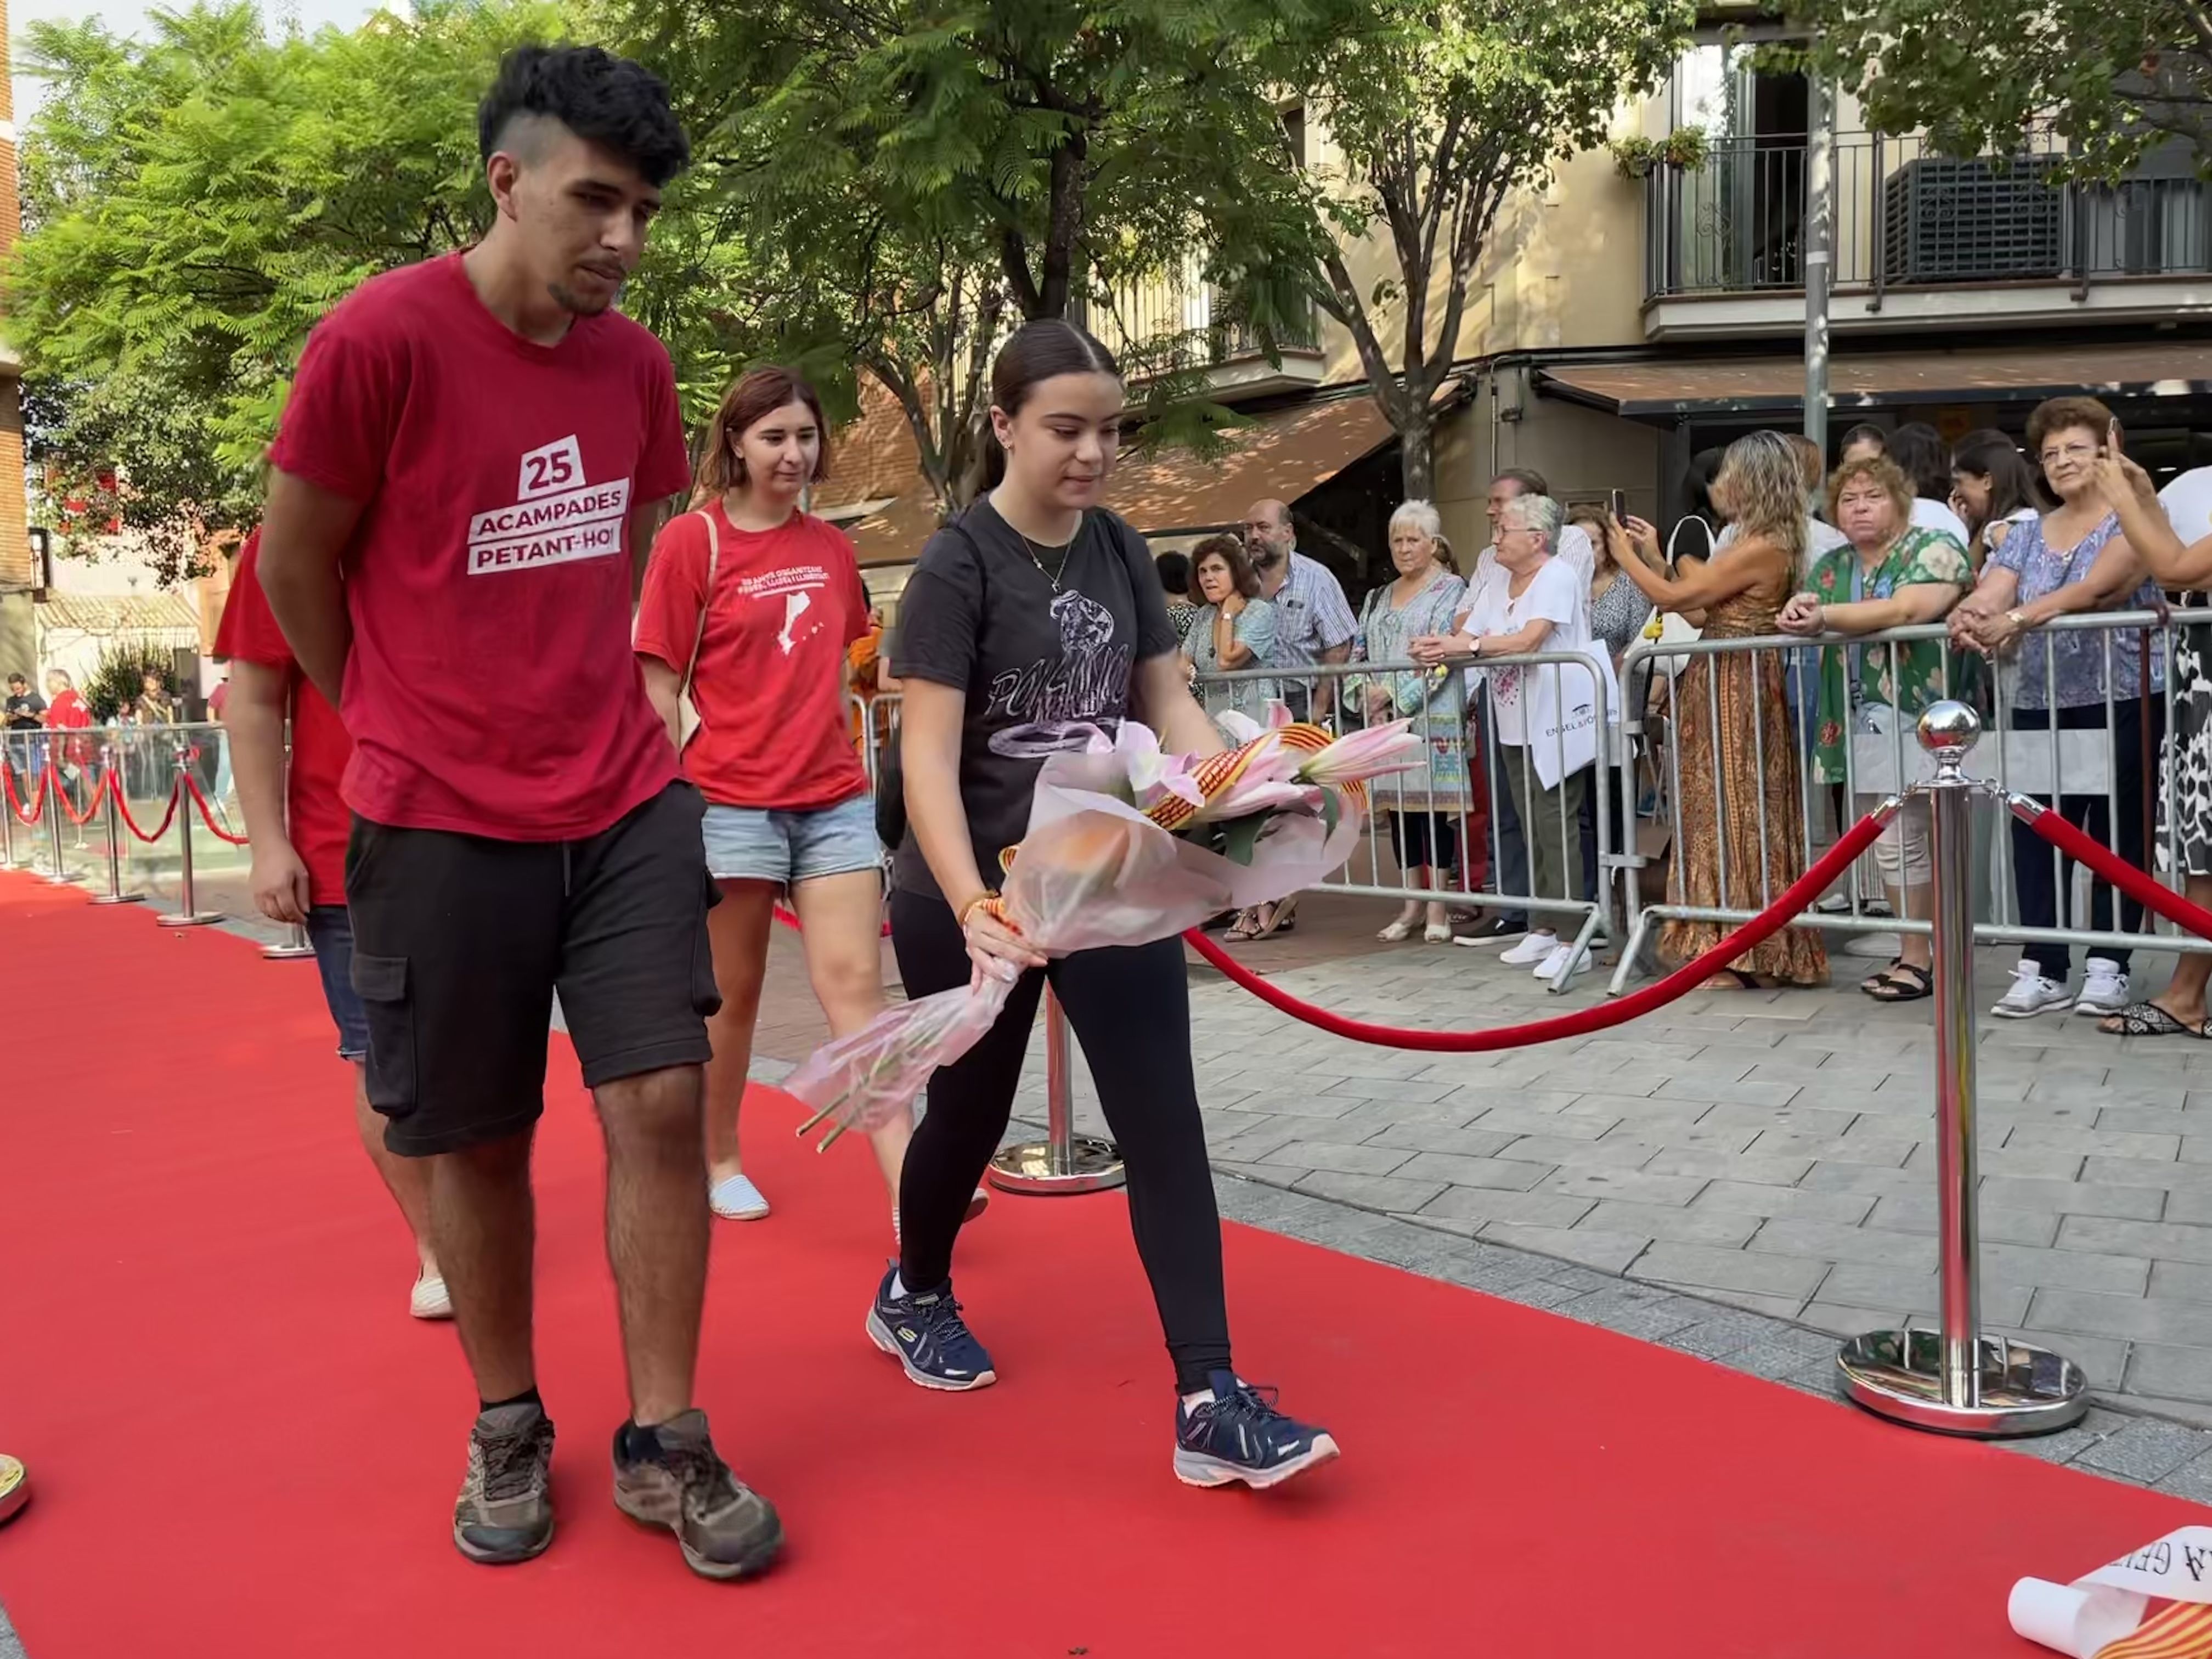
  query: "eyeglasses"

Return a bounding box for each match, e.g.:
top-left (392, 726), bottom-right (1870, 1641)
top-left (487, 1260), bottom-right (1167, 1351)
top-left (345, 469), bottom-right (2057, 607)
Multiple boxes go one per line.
top-left (2039, 443), bottom-right (2100, 466)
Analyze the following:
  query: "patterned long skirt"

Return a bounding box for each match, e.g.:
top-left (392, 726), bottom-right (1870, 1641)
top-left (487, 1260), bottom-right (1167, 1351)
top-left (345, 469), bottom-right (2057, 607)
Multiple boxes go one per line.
top-left (2162, 609), bottom-right (2212, 879)
top-left (1658, 648), bottom-right (1829, 985)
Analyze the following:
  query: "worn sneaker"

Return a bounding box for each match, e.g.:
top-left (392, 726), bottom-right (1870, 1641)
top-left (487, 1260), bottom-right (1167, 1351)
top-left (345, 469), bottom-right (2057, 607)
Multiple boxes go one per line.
top-left (1991, 958), bottom-right (2074, 1020)
top-left (453, 1402), bottom-right (555, 1565)
top-left (1533, 943), bottom-right (1583, 984)
top-left (866, 1265), bottom-right (996, 1391)
top-left (708, 1171), bottom-right (770, 1221)
top-left (1500, 931), bottom-right (1558, 967)
top-left (2075, 957), bottom-right (2131, 1017)
top-left (1173, 1372), bottom-right (1339, 1491)
top-left (612, 1410), bottom-right (783, 1581)
top-left (410, 1270), bottom-right (453, 1322)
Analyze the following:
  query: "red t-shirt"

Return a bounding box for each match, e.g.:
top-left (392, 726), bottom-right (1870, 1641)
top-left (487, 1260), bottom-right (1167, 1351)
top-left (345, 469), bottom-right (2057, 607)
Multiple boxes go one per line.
top-left (634, 506), bottom-right (870, 810)
top-left (265, 252), bottom-right (693, 840)
top-left (213, 529), bottom-right (353, 908)
top-left (46, 689), bottom-right (92, 768)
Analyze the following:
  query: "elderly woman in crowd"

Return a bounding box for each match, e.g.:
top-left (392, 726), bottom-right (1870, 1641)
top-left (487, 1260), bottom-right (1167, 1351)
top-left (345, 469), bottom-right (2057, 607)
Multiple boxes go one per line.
top-left (1352, 499), bottom-right (1469, 944)
top-left (1949, 428), bottom-right (2045, 573)
top-left (1570, 502), bottom-right (1652, 910)
top-left (1950, 396), bottom-right (2166, 1023)
top-left (1179, 532), bottom-right (1279, 723)
top-left (2091, 449), bottom-right (2212, 1035)
top-left (1607, 431), bottom-right (1828, 989)
top-left (1778, 455), bottom-right (1976, 1003)
top-left (1417, 493), bottom-right (1611, 981)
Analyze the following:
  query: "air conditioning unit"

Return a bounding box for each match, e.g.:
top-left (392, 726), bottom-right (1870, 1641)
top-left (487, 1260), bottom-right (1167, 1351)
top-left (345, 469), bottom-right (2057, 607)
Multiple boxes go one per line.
top-left (1882, 155), bottom-right (2063, 284)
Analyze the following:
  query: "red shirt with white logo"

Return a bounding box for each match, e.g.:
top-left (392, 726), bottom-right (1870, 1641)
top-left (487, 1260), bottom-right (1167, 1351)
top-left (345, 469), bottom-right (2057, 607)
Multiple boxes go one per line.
top-left (214, 530), bottom-right (353, 908)
top-left (44, 687), bottom-right (92, 769)
top-left (265, 252), bottom-right (693, 840)
top-left (634, 506), bottom-right (870, 811)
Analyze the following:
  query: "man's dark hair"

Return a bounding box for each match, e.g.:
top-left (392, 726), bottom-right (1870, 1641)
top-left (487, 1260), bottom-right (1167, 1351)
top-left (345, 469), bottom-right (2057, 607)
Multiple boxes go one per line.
top-left (1155, 551), bottom-right (1191, 595)
top-left (5, 673), bottom-right (23, 687)
top-left (478, 46), bottom-right (691, 188)
top-left (1887, 421), bottom-right (1954, 501)
top-left (1493, 467), bottom-right (1550, 498)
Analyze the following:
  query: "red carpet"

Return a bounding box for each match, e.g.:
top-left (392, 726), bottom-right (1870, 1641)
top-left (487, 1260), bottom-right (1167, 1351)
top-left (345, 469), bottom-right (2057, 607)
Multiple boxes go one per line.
top-left (0, 871), bottom-right (2200, 1657)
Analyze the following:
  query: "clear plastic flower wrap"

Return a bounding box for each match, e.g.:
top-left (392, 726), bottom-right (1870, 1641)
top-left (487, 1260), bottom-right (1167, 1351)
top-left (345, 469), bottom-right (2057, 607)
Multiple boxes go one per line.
top-left (787, 715), bottom-right (1419, 1148)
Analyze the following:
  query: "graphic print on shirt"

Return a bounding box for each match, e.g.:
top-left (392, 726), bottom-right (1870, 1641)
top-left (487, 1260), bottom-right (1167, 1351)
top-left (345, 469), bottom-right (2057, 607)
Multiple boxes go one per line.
top-left (986, 588), bottom-right (1131, 755)
top-left (734, 563), bottom-right (832, 656)
top-left (465, 434), bottom-right (634, 576)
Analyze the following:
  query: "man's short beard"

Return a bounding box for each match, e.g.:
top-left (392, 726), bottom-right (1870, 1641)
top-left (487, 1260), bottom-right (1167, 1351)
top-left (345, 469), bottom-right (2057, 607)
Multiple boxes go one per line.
top-left (1252, 542), bottom-right (1285, 567)
top-left (548, 279), bottom-right (615, 317)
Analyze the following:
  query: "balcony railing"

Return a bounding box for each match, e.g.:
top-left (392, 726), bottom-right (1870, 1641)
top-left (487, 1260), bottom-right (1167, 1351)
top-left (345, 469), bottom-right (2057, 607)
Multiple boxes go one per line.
top-left (1644, 132), bottom-right (2212, 301)
top-left (1093, 276), bottom-right (1320, 370)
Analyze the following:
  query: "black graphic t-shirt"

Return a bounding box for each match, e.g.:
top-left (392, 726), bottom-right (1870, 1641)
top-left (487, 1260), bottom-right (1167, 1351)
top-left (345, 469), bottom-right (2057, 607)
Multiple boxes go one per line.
top-left (3, 692), bottom-right (45, 731)
top-left (890, 498), bottom-right (1177, 899)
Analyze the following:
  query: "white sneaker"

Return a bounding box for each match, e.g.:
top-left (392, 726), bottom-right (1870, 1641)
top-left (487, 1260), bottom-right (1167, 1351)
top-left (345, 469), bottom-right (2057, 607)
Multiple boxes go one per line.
top-left (1534, 943), bottom-right (1583, 984)
top-left (1500, 932), bottom-right (1558, 967)
top-left (409, 1271), bottom-right (453, 1322)
top-left (1991, 959), bottom-right (2074, 1020)
top-left (709, 1171), bottom-right (771, 1220)
top-left (2075, 958), bottom-right (2130, 1017)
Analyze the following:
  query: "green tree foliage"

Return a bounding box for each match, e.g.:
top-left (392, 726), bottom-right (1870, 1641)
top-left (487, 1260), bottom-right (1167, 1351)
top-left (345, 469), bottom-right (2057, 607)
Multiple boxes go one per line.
top-left (1790, 0), bottom-right (2212, 178)
top-left (618, 0), bottom-right (1324, 513)
top-left (1252, 0), bottom-right (1692, 498)
top-left (86, 640), bottom-right (176, 723)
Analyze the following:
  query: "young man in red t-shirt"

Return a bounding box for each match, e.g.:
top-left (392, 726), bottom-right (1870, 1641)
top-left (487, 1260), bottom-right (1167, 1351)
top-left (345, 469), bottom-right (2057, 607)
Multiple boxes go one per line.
top-left (256, 47), bottom-right (779, 1580)
top-left (216, 531), bottom-right (448, 1321)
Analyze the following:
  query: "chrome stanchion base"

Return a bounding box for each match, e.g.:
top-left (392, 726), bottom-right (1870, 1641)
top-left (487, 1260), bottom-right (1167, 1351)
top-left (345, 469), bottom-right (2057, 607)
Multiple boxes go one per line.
top-left (988, 1135), bottom-right (1125, 1195)
top-left (1837, 1328), bottom-right (2090, 1437)
top-left (89, 891), bottom-right (146, 907)
top-left (156, 910), bottom-right (224, 929)
top-left (262, 940), bottom-right (316, 958)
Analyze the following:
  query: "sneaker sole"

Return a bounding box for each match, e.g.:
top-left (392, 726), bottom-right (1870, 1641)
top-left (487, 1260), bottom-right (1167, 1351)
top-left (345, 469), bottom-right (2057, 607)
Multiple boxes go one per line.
top-left (964, 1189), bottom-right (990, 1222)
top-left (1991, 997), bottom-right (2075, 1020)
top-left (612, 1486), bottom-right (785, 1581)
top-left (865, 1309), bottom-right (997, 1392)
top-left (2074, 1000), bottom-right (2129, 1018)
top-left (452, 1517), bottom-right (554, 1566)
top-left (1173, 1434), bottom-right (1341, 1491)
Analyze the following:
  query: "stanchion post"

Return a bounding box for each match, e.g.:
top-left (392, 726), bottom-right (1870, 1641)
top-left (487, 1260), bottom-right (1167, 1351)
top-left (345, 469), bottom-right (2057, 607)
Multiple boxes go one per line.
top-left (263, 921), bottom-right (316, 961)
top-left (89, 746), bottom-right (143, 907)
top-left (986, 987), bottom-right (1125, 1195)
top-left (41, 763), bottom-right (71, 884)
top-left (157, 737), bottom-right (222, 929)
top-left (1837, 702), bottom-right (2088, 1436)
top-left (0, 764), bottom-right (16, 871)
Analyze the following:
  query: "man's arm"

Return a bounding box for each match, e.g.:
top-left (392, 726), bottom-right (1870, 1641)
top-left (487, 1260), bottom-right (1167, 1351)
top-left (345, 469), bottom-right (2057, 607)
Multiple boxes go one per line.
top-left (258, 469), bottom-right (364, 710)
top-left (225, 660), bottom-right (311, 924)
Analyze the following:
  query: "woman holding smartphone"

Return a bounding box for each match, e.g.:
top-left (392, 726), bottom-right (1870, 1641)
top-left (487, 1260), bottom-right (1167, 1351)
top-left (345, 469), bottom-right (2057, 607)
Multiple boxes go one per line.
top-left (870, 318), bottom-right (1337, 1491)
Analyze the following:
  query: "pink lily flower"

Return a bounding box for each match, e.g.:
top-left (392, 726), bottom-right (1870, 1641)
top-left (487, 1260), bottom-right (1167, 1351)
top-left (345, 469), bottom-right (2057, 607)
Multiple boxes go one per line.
top-left (1296, 720), bottom-right (1425, 786)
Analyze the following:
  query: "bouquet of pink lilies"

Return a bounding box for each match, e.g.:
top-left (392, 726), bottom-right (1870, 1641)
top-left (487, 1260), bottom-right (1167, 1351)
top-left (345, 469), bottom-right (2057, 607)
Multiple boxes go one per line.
top-left (788, 710), bottom-right (1423, 1147)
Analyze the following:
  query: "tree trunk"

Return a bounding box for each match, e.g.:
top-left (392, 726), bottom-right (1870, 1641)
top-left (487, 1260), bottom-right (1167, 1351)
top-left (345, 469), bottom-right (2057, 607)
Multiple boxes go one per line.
top-left (1398, 410), bottom-right (1436, 502)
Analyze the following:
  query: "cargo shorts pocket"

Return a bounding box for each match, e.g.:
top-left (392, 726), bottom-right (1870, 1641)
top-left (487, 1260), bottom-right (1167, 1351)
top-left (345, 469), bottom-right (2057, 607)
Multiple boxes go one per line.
top-left (349, 953), bottom-right (419, 1118)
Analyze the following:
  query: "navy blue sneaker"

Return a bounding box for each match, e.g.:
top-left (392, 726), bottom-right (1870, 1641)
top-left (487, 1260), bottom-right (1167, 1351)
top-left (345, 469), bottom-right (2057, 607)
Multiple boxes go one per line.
top-left (1174, 1371), bottom-right (1339, 1489)
top-left (866, 1265), bottom-right (997, 1391)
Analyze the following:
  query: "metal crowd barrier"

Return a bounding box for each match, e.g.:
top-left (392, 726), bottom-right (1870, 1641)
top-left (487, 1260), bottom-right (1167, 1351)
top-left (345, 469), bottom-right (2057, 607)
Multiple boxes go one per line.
top-left (1607, 605), bottom-right (2205, 993)
top-left (1193, 655), bottom-right (1622, 987)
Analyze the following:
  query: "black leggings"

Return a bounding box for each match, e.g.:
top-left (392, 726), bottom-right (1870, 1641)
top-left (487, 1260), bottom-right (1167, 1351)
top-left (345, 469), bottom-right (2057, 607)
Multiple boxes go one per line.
top-left (2007, 697), bottom-right (2164, 978)
top-left (889, 888), bottom-right (1232, 1392)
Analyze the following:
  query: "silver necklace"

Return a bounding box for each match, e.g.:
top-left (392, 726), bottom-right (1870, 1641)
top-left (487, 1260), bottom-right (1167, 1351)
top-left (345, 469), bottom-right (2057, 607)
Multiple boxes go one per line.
top-left (1020, 534), bottom-right (1073, 592)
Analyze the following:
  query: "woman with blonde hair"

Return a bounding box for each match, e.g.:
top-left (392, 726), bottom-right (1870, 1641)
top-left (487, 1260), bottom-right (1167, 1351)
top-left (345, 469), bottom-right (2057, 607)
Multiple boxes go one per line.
top-left (1606, 431), bottom-right (1827, 988)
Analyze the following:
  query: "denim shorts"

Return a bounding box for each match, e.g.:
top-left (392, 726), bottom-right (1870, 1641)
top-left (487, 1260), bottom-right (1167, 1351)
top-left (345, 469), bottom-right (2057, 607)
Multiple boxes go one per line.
top-left (305, 904), bottom-right (371, 1063)
top-left (701, 793), bottom-right (881, 887)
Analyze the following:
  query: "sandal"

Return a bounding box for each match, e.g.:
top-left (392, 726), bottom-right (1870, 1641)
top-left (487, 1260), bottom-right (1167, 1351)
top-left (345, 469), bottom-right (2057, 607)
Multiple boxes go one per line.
top-left (1225, 908), bottom-right (1265, 942)
top-left (1699, 969), bottom-right (1763, 991)
top-left (2098, 1001), bottom-right (2209, 1038)
top-left (1377, 917), bottom-right (1419, 943)
top-left (1860, 957), bottom-right (1903, 995)
top-left (1424, 922), bottom-right (1453, 945)
top-left (1246, 898), bottom-right (1299, 941)
top-left (1863, 962), bottom-right (1933, 1003)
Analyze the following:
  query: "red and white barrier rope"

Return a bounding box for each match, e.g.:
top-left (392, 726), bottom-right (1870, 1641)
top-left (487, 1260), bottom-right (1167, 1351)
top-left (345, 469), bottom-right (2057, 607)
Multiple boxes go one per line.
top-left (49, 765), bottom-right (110, 827)
top-left (111, 779), bottom-right (180, 845)
top-left (1183, 807), bottom-right (1895, 1052)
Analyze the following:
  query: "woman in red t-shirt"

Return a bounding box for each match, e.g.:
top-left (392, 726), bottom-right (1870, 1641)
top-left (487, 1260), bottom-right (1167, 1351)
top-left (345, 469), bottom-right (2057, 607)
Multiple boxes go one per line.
top-left (636, 368), bottom-right (974, 1232)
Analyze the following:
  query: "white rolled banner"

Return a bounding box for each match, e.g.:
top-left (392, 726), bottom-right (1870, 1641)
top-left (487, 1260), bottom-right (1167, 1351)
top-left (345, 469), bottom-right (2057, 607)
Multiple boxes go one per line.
top-left (2010, 1527), bottom-right (2212, 1657)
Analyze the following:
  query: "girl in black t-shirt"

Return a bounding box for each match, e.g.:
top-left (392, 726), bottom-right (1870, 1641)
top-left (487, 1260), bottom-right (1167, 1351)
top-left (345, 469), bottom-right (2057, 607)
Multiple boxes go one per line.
top-left (872, 319), bottom-right (1339, 1491)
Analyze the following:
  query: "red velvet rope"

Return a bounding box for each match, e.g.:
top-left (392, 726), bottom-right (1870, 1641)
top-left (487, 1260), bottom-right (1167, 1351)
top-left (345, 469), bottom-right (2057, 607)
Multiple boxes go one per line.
top-left (1182, 809), bottom-right (1894, 1052)
top-left (184, 776), bottom-right (250, 845)
top-left (111, 779), bottom-right (180, 844)
top-left (2014, 795), bottom-right (2212, 942)
top-left (50, 765), bottom-right (110, 826)
top-left (772, 902), bottom-right (893, 939)
top-left (2, 762), bottom-right (44, 826)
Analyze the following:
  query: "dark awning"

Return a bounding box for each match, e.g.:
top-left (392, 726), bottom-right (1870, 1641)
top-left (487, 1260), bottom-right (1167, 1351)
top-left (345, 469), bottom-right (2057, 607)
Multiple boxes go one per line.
top-left (1536, 342), bottom-right (2212, 418)
top-left (1103, 394), bottom-right (1395, 535)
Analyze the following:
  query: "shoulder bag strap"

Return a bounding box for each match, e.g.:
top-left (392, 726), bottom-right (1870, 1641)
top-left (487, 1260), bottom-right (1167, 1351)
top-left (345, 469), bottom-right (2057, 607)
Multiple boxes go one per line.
top-left (680, 510), bottom-right (721, 703)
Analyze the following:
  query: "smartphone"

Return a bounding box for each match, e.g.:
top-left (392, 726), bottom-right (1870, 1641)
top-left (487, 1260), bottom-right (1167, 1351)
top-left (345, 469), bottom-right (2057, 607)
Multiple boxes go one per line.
top-left (1609, 488), bottom-right (1628, 526)
top-left (2108, 417), bottom-right (2123, 454)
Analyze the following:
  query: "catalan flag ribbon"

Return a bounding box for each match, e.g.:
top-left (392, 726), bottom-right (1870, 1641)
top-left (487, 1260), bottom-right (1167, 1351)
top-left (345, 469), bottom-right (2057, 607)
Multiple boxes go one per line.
top-left (2013, 1527), bottom-right (2212, 1658)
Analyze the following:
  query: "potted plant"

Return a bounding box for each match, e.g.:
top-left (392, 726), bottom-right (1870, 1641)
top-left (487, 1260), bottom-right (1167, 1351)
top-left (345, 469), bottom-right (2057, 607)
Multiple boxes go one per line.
top-left (1609, 135), bottom-right (1662, 180)
top-left (1662, 126), bottom-right (1709, 172)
